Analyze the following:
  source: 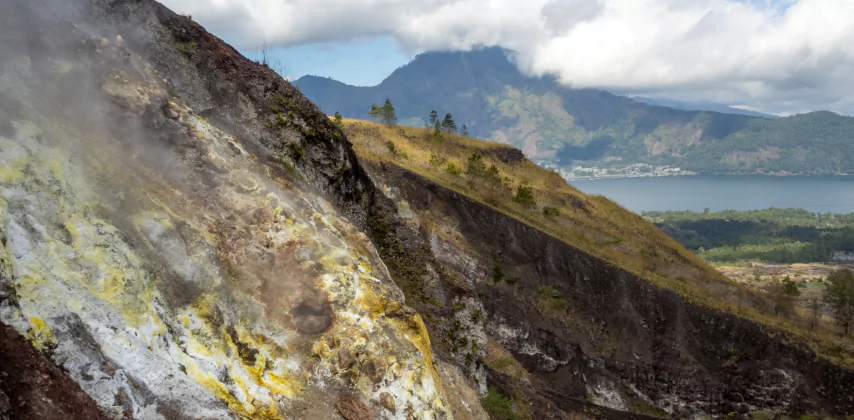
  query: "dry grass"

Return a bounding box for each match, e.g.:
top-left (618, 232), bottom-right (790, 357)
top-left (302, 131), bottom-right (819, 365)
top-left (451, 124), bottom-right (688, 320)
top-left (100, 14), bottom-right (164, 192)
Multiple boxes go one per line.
top-left (483, 336), bottom-right (530, 379)
top-left (340, 118), bottom-right (854, 368)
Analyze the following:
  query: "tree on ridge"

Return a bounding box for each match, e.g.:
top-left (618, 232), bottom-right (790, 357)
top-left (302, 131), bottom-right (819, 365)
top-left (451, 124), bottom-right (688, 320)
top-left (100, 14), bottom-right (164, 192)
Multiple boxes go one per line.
top-left (825, 269), bottom-right (854, 336)
top-left (441, 113), bottom-right (456, 133)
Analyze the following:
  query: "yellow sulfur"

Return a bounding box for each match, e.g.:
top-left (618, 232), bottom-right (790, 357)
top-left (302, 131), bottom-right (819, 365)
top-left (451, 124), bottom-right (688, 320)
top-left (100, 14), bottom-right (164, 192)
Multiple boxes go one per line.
top-left (27, 317), bottom-right (56, 350)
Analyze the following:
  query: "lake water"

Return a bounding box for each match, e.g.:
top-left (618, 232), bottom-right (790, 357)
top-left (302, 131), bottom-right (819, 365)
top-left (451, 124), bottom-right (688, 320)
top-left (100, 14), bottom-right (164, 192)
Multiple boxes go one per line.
top-left (570, 176), bottom-right (854, 214)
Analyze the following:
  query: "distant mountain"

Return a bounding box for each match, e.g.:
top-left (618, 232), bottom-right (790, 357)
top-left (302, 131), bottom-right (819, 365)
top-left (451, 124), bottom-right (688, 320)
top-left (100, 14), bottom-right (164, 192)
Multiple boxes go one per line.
top-left (630, 96), bottom-right (778, 118)
top-left (295, 47), bottom-right (854, 175)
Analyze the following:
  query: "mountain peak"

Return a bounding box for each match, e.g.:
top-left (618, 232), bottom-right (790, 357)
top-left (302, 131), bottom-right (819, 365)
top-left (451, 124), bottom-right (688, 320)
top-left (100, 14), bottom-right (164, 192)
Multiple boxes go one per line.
top-left (296, 49), bottom-right (854, 175)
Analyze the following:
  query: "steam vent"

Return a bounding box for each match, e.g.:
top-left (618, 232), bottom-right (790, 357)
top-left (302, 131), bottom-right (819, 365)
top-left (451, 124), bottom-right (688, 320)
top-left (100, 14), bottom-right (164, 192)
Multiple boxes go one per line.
top-left (0, 0), bottom-right (455, 418)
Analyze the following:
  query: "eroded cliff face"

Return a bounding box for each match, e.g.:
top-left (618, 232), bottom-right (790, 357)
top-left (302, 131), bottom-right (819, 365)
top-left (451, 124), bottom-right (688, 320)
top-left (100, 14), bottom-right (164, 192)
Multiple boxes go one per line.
top-left (0, 1), bottom-right (462, 418)
top-left (364, 163), bottom-right (854, 419)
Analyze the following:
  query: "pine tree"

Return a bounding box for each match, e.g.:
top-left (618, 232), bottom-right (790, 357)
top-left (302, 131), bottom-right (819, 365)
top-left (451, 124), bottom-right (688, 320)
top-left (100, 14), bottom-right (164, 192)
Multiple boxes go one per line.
top-left (441, 113), bottom-right (457, 133)
top-left (825, 269), bottom-right (854, 336)
top-left (429, 110), bottom-right (438, 126)
top-left (333, 110), bottom-right (344, 128)
top-left (461, 124), bottom-right (469, 137)
top-left (369, 103), bottom-right (381, 121)
top-left (432, 121), bottom-right (444, 143)
top-left (769, 276), bottom-right (800, 317)
top-left (466, 152), bottom-right (487, 177)
top-left (380, 99), bottom-right (398, 126)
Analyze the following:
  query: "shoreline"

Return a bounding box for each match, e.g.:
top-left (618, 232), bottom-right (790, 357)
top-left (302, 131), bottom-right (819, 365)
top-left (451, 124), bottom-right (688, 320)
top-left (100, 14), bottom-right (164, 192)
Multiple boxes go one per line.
top-left (565, 173), bottom-right (693, 181)
top-left (565, 173), bottom-right (854, 181)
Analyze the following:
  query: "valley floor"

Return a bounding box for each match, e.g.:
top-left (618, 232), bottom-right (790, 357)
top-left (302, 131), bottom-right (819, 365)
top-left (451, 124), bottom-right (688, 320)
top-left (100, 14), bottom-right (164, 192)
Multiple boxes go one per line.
top-left (715, 262), bottom-right (854, 327)
top-left (716, 262), bottom-right (850, 284)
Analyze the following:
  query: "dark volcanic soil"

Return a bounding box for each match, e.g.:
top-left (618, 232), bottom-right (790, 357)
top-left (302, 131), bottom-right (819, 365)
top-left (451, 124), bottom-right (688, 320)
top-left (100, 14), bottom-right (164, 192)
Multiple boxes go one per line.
top-left (0, 322), bottom-right (109, 420)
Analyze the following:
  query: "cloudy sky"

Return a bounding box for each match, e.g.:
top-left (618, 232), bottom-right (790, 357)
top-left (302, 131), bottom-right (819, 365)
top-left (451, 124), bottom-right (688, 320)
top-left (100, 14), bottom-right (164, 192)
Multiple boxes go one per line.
top-left (161, 0), bottom-right (854, 116)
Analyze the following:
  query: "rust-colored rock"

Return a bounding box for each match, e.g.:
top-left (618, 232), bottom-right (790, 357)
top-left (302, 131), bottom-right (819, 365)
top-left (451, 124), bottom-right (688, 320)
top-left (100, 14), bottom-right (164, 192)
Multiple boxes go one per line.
top-left (0, 322), bottom-right (109, 420)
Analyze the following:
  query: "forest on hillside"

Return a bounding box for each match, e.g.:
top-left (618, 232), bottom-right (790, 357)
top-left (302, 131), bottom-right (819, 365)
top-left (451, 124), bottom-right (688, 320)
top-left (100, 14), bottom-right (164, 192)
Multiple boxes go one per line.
top-left (644, 208), bottom-right (854, 263)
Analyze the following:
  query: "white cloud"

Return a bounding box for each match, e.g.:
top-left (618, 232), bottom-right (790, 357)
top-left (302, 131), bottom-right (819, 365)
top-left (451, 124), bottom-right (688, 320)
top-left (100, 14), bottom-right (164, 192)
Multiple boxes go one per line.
top-left (162, 0), bottom-right (854, 115)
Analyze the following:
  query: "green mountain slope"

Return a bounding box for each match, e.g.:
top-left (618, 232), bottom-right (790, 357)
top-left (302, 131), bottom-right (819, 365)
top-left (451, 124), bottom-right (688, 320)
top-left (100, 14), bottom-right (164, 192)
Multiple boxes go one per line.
top-left (296, 48), bottom-right (854, 175)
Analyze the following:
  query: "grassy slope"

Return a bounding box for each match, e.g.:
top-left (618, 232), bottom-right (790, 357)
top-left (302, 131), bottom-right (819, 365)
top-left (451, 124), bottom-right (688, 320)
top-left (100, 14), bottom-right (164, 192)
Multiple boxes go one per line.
top-left (340, 118), bottom-right (854, 367)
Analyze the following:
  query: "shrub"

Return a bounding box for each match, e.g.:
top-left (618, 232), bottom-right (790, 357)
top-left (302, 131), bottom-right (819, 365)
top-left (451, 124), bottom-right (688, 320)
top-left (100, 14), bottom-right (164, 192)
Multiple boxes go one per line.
top-left (444, 163), bottom-right (462, 175)
top-left (538, 285), bottom-right (561, 299)
top-left (466, 152), bottom-right (487, 177)
top-left (782, 276), bottom-right (801, 296)
top-left (385, 141), bottom-right (397, 155)
top-left (288, 142), bottom-right (305, 159)
top-left (429, 152), bottom-right (446, 167)
top-left (481, 387), bottom-right (516, 420)
top-left (543, 207), bottom-right (560, 217)
top-left (550, 298), bottom-right (568, 310)
top-left (486, 164), bottom-right (501, 182)
top-left (381, 141), bottom-right (407, 159)
top-left (177, 41), bottom-right (196, 53)
top-left (631, 398), bottom-right (667, 418)
top-left (538, 285), bottom-right (568, 310)
top-left (493, 258), bottom-right (504, 283)
top-left (268, 156), bottom-right (295, 175)
top-left (512, 183), bottom-right (536, 208)
top-left (275, 114), bottom-right (287, 128)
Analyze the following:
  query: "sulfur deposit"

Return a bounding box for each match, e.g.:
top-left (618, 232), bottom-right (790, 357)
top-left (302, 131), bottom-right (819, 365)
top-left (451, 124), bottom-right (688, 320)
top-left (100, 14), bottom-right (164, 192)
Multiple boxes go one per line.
top-left (0, 15), bottom-right (451, 419)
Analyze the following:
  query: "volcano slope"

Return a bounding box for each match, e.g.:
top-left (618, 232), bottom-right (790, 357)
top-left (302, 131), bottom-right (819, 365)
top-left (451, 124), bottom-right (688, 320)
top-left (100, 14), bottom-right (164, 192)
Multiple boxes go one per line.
top-left (339, 120), bottom-right (854, 419)
top-left (0, 0), bottom-right (851, 419)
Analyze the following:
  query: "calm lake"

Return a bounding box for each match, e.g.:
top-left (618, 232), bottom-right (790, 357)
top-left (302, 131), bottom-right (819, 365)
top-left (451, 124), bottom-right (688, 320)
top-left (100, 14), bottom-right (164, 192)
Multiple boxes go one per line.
top-left (570, 176), bottom-right (854, 214)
